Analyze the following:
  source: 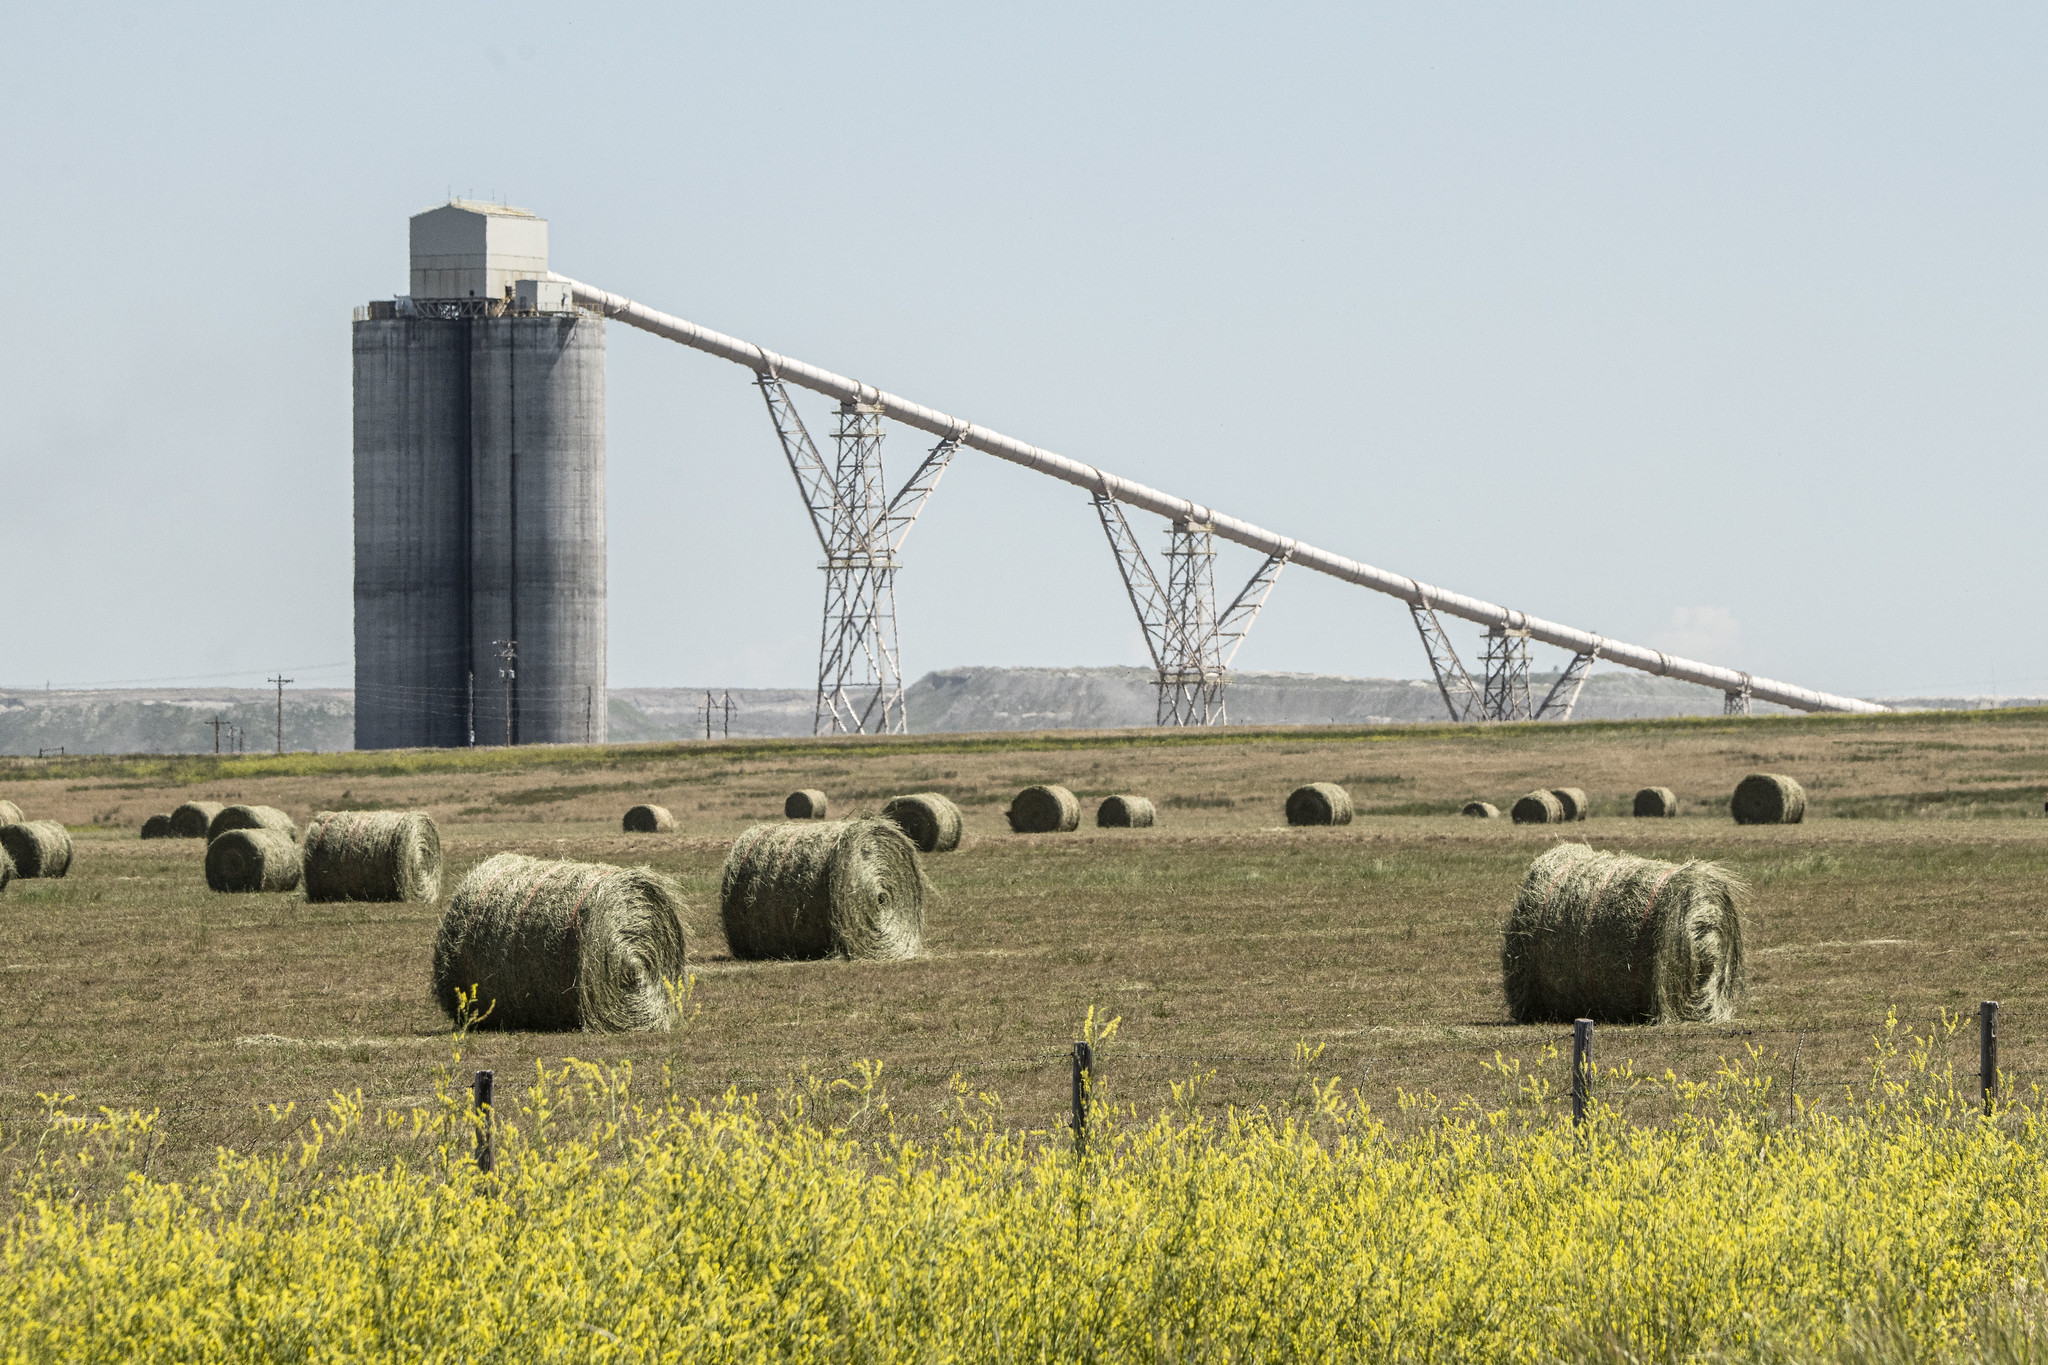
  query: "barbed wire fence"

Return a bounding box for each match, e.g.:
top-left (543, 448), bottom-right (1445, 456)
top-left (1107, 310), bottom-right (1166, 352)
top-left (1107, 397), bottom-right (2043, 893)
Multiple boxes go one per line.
top-left (5, 1000), bottom-right (2034, 1179)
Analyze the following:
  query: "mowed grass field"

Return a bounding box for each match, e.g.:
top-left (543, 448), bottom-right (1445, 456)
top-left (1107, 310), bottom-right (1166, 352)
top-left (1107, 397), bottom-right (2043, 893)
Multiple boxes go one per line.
top-left (3, 706), bottom-right (2047, 1176)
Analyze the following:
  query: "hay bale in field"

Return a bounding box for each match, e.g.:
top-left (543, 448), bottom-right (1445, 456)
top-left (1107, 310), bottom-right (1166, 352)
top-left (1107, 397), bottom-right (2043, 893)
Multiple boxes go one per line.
top-left (1634, 787), bottom-right (1679, 818)
top-left (0, 821), bottom-right (72, 879)
top-left (302, 810), bottom-right (442, 903)
top-left (785, 789), bottom-right (830, 820)
top-left (1503, 842), bottom-right (1747, 1024)
top-left (1007, 784), bottom-right (1081, 834)
top-left (721, 817), bottom-right (927, 961)
top-left (881, 793), bottom-right (963, 853)
top-left (1731, 774), bottom-right (1806, 825)
top-left (1512, 790), bottom-right (1565, 825)
top-left (0, 800), bottom-right (22, 825)
top-left (205, 828), bottom-right (302, 893)
top-left (140, 814), bottom-right (175, 840)
top-left (623, 804), bottom-right (676, 834)
top-left (1285, 783), bottom-right (1353, 827)
top-left (0, 845), bottom-right (12, 892)
top-left (207, 804), bottom-right (298, 843)
top-left (1549, 787), bottom-right (1590, 822)
top-left (168, 801), bottom-right (224, 839)
top-left (432, 852), bottom-right (688, 1032)
top-left (1097, 794), bottom-right (1156, 828)
top-left (1462, 801), bottom-right (1501, 819)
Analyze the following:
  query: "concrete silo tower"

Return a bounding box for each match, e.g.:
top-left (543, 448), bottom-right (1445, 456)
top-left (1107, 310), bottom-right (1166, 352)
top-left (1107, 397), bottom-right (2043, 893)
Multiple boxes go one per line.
top-left (352, 201), bottom-right (606, 749)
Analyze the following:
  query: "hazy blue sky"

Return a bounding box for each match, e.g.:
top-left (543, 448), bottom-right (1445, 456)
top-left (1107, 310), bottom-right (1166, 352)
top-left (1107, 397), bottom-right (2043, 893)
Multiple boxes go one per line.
top-left (4, 4), bottom-right (2043, 698)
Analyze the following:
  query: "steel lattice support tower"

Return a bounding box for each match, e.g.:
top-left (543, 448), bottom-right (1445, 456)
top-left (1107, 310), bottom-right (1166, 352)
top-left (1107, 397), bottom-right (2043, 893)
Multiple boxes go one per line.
top-left (1159, 518), bottom-right (1226, 724)
top-left (757, 373), bottom-right (957, 736)
top-left (1093, 495), bottom-right (1286, 726)
top-left (1480, 626), bottom-right (1534, 721)
top-left (811, 400), bottom-right (902, 734)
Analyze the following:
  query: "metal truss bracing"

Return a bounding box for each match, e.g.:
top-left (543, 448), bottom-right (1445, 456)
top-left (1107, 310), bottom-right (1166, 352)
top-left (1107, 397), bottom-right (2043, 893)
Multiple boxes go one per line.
top-left (878, 431), bottom-right (959, 554)
top-left (759, 372), bottom-right (845, 553)
top-left (1480, 627), bottom-right (1535, 722)
top-left (1091, 491), bottom-right (1174, 683)
top-left (1416, 615), bottom-right (1591, 723)
top-left (1216, 547), bottom-right (1289, 669)
top-left (1725, 675), bottom-right (1754, 717)
top-left (1535, 650), bottom-right (1598, 722)
top-left (757, 374), bottom-right (958, 736)
top-left (1411, 602), bottom-right (1482, 722)
top-left (1091, 497), bottom-right (1285, 726)
top-left (395, 297), bottom-right (507, 320)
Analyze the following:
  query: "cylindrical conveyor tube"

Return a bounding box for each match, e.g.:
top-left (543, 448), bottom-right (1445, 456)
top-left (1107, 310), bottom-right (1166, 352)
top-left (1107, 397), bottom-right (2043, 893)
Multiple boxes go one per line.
top-left (552, 272), bottom-right (1887, 716)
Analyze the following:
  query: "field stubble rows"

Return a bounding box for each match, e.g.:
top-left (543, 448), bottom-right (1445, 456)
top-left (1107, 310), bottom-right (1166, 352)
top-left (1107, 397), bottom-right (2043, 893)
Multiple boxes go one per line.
top-left (3, 708), bottom-right (2047, 1180)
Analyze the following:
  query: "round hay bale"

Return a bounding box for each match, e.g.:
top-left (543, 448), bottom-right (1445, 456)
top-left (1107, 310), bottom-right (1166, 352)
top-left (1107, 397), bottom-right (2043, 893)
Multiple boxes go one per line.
top-left (1503, 842), bottom-right (1747, 1024)
top-left (1511, 790), bottom-right (1565, 825)
top-left (302, 810), bottom-right (442, 903)
top-left (205, 828), bottom-right (302, 893)
top-left (721, 817), bottom-right (927, 961)
top-left (881, 792), bottom-right (964, 853)
top-left (207, 804), bottom-right (298, 843)
top-left (785, 789), bottom-right (830, 820)
top-left (1462, 801), bottom-right (1501, 819)
top-left (168, 801), bottom-right (225, 839)
top-left (1097, 794), bottom-right (1156, 828)
top-left (0, 821), bottom-right (72, 879)
top-left (0, 800), bottom-right (22, 825)
top-left (1285, 783), bottom-right (1353, 827)
top-left (1549, 787), bottom-right (1590, 822)
top-left (1007, 784), bottom-right (1081, 834)
top-left (433, 852), bottom-right (688, 1032)
top-left (1633, 787), bottom-right (1679, 818)
top-left (0, 845), bottom-right (13, 892)
top-left (140, 814), bottom-right (175, 840)
top-left (1731, 773), bottom-right (1806, 825)
top-left (623, 804), bottom-right (676, 834)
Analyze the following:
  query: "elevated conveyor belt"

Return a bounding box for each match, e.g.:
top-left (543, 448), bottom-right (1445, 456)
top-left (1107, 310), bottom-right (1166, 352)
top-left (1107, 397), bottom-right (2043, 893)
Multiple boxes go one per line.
top-left (550, 271), bottom-right (1886, 716)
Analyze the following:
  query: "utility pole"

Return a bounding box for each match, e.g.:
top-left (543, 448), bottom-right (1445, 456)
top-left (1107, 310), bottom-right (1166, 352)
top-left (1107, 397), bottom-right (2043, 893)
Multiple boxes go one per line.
top-left (266, 675), bottom-right (293, 755)
top-left (585, 685), bottom-right (593, 745)
top-left (493, 641), bottom-right (517, 746)
top-left (207, 714), bottom-right (229, 755)
top-left (722, 690), bottom-right (735, 739)
top-left (702, 690), bottom-right (715, 741)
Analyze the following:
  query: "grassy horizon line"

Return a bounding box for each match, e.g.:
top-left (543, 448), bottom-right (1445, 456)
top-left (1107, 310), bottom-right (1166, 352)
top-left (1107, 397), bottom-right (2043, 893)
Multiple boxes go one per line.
top-left (4, 704), bottom-right (2046, 788)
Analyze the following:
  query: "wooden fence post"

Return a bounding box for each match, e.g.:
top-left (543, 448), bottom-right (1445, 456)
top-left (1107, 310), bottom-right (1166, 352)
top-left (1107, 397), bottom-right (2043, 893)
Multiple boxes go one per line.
top-left (473, 1069), bottom-right (495, 1174)
top-left (1571, 1020), bottom-right (1592, 1127)
top-left (1981, 1001), bottom-right (1999, 1114)
top-left (1071, 1041), bottom-right (1093, 1154)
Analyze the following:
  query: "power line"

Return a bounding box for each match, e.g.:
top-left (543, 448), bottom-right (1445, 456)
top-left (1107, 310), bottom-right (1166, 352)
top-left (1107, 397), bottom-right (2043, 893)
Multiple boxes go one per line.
top-left (0, 663), bottom-right (350, 690)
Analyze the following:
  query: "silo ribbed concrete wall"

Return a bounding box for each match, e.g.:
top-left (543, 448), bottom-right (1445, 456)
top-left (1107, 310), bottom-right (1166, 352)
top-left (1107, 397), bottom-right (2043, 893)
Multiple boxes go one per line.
top-left (352, 319), bottom-right (474, 750)
top-left (468, 316), bottom-right (607, 746)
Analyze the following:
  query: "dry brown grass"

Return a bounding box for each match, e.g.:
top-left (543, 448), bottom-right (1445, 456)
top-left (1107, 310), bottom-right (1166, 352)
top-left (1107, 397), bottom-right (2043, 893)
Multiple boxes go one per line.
top-left (4, 707), bottom-right (2048, 1178)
